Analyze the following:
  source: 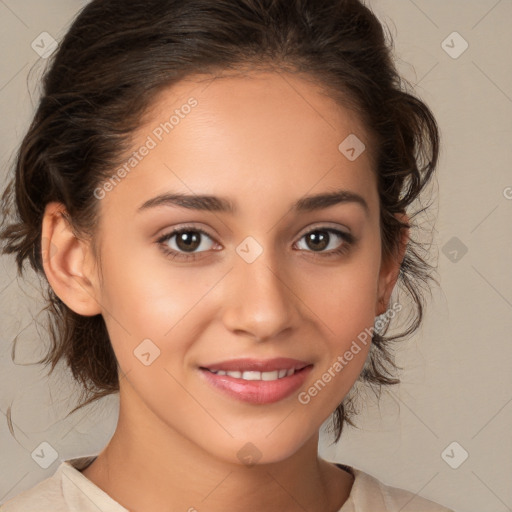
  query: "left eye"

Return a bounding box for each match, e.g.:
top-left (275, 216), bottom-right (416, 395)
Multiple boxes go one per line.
top-left (295, 228), bottom-right (352, 253)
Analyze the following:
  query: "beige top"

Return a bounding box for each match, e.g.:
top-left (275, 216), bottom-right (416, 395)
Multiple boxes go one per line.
top-left (1, 455), bottom-right (455, 512)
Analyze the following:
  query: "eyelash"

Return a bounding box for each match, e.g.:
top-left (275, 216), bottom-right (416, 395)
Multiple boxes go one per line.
top-left (156, 224), bottom-right (356, 262)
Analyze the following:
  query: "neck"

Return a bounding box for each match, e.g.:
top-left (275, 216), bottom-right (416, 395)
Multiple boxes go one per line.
top-left (81, 384), bottom-right (353, 512)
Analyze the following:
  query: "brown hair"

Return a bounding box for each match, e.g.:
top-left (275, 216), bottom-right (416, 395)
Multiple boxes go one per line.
top-left (0, 0), bottom-right (440, 443)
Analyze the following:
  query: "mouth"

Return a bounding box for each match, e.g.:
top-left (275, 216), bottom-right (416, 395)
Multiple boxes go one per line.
top-left (198, 357), bottom-right (313, 404)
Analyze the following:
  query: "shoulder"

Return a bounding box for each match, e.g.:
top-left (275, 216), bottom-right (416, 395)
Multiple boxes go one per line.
top-left (346, 466), bottom-right (456, 512)
top-left (0, 463), bottom-right (68, 512)
top-left (0, 455), bottom-right (117, 512)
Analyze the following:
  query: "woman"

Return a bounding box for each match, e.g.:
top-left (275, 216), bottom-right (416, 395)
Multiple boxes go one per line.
top-left (0, 0), bottom-right (453, 510)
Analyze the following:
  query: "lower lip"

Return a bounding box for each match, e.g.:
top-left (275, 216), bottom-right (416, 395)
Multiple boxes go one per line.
top-left (199, 366), bottom-right (313, 405)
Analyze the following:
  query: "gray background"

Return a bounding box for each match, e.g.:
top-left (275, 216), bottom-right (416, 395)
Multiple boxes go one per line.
top-left (1, 1), bottom-right (511, 511)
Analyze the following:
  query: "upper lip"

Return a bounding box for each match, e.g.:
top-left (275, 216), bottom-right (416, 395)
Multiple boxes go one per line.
top-left (200, 357), bottom-right (312, 372)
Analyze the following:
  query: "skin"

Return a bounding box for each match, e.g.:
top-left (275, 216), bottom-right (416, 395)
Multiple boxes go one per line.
top-left (41, 70), bottom-right (408, 512)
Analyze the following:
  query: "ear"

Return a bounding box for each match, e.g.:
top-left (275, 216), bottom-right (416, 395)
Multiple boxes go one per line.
top-left (375, 212), bottom-right (409, 317)
top-left (41, 201), bottom-right (102, 316)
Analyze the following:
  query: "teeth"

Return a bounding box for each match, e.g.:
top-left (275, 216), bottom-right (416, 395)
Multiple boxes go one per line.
top-left (209, 368), bottom-right (297, 380)
top-left (242, 371), bottom-right (263, 381)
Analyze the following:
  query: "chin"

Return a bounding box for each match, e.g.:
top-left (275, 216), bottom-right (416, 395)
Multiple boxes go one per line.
top-left (199, 428), bottom-right (314, 467)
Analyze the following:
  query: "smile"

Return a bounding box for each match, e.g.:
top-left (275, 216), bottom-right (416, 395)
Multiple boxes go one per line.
top-left (198, 358), bottom-right (313, 404)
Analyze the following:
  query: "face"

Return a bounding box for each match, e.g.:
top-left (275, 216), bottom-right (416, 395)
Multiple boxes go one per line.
top-left (45, 70), bottom-right (404, 465)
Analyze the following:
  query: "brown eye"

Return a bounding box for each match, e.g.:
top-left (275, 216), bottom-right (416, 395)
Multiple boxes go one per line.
top-left (296, 228), bottom-right (354, 255)
top-left (157, 227), bottom-right (218, 262)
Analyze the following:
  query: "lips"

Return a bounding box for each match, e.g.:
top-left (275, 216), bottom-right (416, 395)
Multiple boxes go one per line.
top-left (198, 357), bottom-right (313, 404)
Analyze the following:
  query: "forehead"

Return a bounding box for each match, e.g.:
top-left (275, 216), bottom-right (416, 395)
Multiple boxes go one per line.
top-left (101, 70), bottom-right (378, 219)
top-left (141, 69), bottom-right (375, 160)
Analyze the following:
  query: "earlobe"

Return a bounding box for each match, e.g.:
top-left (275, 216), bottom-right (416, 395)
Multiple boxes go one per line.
top-left (375, 212), bottom-right (410, 317)
top-left (41, 202), bottom-right (102, 317)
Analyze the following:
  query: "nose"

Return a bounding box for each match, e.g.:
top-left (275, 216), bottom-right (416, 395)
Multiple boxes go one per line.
top-left (220, 245), bottom-right (300, 342)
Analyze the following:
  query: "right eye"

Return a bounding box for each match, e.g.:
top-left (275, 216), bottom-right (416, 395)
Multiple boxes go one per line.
top-left (156, 226), bottom-right (219, 261)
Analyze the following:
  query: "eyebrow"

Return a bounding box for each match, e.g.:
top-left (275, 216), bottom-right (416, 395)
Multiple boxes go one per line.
top-left (137, 189), bottom-right (369, 216)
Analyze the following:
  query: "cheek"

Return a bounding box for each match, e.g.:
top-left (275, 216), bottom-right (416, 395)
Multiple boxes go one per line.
top-left (299, 248), bottom-right (379, 379)
top-left (302, 253), bottom-right (380, 330)
top-left (302, 273), bottom-right (377, 410)
top-left (98, 237), bottom-right (185, 323)
top-left (96, 241), bottom-right (219, 364)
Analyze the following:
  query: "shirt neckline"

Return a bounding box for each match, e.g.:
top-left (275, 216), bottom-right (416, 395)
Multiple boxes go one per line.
top-left (61, 456), bottom-right (365, 511)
